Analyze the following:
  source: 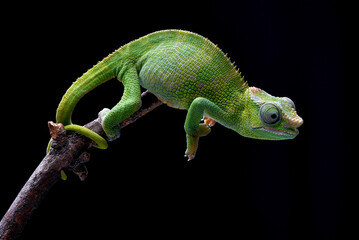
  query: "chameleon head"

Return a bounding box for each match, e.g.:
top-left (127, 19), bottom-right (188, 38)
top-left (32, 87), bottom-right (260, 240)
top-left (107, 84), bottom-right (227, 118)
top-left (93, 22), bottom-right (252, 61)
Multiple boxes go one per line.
top-left (236, 87), bottom-right (303, 140)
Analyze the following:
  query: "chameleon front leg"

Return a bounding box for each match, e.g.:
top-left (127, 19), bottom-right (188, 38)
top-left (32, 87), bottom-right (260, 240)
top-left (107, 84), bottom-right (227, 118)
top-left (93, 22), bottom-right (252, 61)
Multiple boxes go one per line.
top-left (99, 67), bottom-right (142, 140)
top-left (184, 97), bottom-right (227, 160)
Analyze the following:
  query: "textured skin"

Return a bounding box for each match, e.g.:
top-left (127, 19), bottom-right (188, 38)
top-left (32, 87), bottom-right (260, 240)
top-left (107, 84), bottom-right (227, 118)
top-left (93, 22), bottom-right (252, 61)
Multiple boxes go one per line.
top-left (54, 30), bottom-right (303, 160)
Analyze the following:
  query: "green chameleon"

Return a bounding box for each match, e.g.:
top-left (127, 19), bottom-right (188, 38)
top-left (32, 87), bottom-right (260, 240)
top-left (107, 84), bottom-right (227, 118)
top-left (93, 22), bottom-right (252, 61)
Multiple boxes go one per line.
top-left (48, 29), bottom-right (303, 161)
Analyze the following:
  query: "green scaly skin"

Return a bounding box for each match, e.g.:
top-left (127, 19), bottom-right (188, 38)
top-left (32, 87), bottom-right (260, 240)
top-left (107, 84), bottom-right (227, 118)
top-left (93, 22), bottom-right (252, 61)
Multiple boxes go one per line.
top-left (50, 30), bottom-right (303, 160)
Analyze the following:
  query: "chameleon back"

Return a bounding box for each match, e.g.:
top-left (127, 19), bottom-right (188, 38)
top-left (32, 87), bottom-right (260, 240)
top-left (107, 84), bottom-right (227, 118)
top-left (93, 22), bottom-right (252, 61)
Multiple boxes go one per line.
top-left (136, 30), bottom-right (246, 110)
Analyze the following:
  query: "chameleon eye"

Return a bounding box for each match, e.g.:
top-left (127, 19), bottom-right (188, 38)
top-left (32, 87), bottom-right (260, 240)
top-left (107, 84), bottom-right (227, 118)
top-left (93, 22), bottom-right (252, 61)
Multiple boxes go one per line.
top-left (283, 97), bottom-right (296, 110)
top-left (260, 103), bottom-right (281, 125)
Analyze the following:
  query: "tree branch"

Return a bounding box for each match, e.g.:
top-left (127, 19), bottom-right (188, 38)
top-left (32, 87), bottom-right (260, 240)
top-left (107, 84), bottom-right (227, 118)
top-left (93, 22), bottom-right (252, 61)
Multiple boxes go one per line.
top-left (0, 92), bottom-right (163, 240)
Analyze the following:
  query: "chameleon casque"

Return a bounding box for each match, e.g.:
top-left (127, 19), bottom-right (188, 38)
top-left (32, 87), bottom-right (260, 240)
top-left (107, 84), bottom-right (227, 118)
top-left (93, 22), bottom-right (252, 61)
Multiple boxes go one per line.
top-left (50, 30), bottom-right (303, 160)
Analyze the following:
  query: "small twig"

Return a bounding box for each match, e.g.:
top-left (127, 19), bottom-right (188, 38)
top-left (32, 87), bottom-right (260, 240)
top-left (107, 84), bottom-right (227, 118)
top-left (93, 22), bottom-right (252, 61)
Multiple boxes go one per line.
top-left (0, 92), bottom-right (163, 240)
top-left (121, 100), bottom-right (163, 128)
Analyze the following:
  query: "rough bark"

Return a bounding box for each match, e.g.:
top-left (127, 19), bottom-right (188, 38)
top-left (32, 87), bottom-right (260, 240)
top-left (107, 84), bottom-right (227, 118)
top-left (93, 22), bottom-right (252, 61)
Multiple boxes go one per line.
top-left (0, 94), bottom-right (163, 239)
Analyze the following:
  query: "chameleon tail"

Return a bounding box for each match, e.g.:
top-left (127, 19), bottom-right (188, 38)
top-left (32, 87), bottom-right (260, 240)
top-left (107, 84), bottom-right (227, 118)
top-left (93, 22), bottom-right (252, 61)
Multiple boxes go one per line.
top-left (56, 58), bottom-right (117, 125)
top-left (46, 124), bottom-right (108, 153)
top-left (47, 54), bottom-right (119, 154)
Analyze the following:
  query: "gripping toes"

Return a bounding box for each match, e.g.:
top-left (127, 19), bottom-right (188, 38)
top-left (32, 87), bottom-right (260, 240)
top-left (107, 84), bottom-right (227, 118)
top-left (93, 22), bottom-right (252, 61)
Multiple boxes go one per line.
top-left (98, 108), bottom-right (111, 119)
top-left (185, 134), bottom-right (199, 161)
top-left (185, 124), bottom-right (211, 161)
top-left (98, 108), bottom-right (121, 141)
top-left (203, 116), bottom-right (216, 127)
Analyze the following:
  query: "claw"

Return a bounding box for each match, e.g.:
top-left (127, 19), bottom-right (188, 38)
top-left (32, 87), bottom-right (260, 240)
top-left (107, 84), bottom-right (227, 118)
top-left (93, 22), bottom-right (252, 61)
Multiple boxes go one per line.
top-left (187, 154), bottom-right (195, 161)
top-left (184, 151), bottom-right (195, 161)
top-left (203, 117), bottom-right (216, 127)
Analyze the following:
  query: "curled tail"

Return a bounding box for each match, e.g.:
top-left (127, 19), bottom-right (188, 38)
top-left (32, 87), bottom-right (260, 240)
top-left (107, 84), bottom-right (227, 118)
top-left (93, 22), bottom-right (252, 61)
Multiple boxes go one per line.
top-left (56, 57), bottom-right (117, 125)
top-left (47, 54), bottom-right (119, 154)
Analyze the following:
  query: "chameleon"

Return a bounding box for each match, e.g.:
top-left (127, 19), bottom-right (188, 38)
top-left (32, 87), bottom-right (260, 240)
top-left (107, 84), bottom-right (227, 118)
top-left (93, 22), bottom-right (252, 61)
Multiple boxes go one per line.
top-left (48, 29), bottom-right (303, 160)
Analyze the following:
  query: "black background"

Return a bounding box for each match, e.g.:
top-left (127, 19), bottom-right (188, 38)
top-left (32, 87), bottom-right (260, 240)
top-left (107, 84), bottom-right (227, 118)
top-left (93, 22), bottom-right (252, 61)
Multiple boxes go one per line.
top-left (1, 0), bottom-right (356, 239)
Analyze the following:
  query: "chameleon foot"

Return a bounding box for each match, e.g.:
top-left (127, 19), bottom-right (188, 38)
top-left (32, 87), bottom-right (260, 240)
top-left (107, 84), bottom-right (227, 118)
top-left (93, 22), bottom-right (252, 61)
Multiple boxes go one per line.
top-left (203, 116), bottom-right (216, 127)
top-left (185, 124), bottom-right (211, 161)
top-left (98, 108), bottom-right (121, 141)
top-left (185, 134), bottom-right (198, 161)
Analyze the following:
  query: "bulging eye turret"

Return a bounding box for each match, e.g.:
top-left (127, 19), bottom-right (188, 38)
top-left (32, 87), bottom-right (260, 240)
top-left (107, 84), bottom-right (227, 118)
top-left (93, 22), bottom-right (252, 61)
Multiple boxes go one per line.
top-left (259, 103), bottom-right (281, 125)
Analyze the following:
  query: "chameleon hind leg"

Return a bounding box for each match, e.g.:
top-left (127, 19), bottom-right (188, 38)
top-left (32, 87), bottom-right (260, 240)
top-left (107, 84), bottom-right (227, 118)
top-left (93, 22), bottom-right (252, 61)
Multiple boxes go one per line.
top-left (99, 67), bottom-right (142, 140)
top-left (184, 97), bottom-right (227, 160)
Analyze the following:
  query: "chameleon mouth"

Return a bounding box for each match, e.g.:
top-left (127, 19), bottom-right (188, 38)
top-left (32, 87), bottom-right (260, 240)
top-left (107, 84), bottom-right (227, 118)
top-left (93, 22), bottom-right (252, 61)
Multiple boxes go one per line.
top-left (261, 126), bottom-right (298, 137)
top-left (251, 126), bottom-right (298, 139)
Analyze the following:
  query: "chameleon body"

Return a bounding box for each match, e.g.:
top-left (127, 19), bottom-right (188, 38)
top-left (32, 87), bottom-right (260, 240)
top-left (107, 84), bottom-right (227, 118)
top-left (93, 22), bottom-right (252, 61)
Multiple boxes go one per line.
top-left (52, 30), bottom-right (303, 160)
